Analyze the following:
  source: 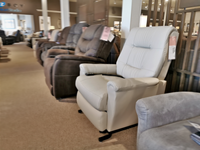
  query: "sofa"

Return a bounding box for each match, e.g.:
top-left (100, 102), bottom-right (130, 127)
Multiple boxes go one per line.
top-left (136, 92), bottom-right (200, 150)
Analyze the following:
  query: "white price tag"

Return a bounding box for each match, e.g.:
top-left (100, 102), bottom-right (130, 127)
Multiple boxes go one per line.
top-left (168, 36), bottom-right (176, 60)
top-left (108, 32), bottom-right (115, 42)
top-left (82, 27), bottom-right (88, 32)
top-left (100, 26), bottom-right (111, 41)
top-left (188, 121), bottom-right (200, 131)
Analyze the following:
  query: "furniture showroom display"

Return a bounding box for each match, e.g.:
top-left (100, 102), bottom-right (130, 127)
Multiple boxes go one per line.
top-left (75, 26), bottom-right (179, 141)
top-left (136, 92), bottom-right (200, 150)
top-left (44, 24), bottom-right (115, 99)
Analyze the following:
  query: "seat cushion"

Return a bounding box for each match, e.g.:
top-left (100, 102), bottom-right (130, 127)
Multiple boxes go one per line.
top-left (138, 116), bottom-right (200, 150)
top-left (76, 75), bottom-right (120, 111)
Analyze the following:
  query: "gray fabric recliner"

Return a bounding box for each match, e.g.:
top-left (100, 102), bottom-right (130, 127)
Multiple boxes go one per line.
top-left (36, 23), bottom-right (89, 66)
top-left (136, 92), bottom-right (200, 150)
top-left (43, 24), bottom-right (115, 99)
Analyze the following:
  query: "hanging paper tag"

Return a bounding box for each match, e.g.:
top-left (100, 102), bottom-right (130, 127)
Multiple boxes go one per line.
top-left (108, 32), bottom-right (115, 42)
top-left (100, 26), bottom-right (111, 41)
top-left (82, 27), bottom-right (88, 32)
top-left (168, 36), bottom-right (176, 60)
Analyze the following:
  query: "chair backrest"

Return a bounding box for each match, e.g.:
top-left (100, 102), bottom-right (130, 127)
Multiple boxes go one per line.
top-left (49, 29), bottom-right (60, 41)
top-left (0, 37), bottom-right (3, 48)
top-left (66, 23), bottom-right (89, 48)
top-left (117, 26), bottom-right (179, 79)
top-left (57, 26), bottom-right (71, 44)
top-left (0, 30), bottom-right (6, 38)
top-left (75, 24), bottom-right (104, 57)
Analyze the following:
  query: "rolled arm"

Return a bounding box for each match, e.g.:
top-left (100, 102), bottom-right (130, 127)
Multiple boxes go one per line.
top-left (47, 49), bottom-right (74, 58)
top-left (107, 77), bottom-right (159, 92)
top-left (136, 92), bottom-right (200, 136)
top-left (51, 45), bottom-right (75, 50)
top-left (79, 64), bottom-right (117, 75)
top-left (42, 42), bottom-right (65, 51)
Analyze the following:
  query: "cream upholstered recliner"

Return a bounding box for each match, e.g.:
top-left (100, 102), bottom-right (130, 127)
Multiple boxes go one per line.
top-left (75, 26), bottom-right (179, 141)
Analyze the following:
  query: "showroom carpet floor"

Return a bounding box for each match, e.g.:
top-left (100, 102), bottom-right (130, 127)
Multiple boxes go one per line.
top-left (0, 42), bottom-right (137, 150)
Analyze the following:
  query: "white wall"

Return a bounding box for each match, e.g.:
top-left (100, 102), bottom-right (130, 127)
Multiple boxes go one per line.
top-left (25, 15), bottom-right (35, 33)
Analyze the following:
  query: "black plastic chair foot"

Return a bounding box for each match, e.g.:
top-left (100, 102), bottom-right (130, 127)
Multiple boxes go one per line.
top-left (78, 109), bottom-right (83, 113)
top-left (99, 130), bottom-right (108, 134)
top-left (99, 132), bottom-right (112, 142)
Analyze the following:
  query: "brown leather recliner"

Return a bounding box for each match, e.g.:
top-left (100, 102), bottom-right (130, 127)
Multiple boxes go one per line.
top-left (43, 24), bottom-right (115, 99)
top-left (36, 23), bottom-right (89, 66)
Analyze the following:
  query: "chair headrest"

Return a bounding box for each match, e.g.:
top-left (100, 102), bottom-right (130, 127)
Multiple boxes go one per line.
top-left (131, 26), bottom-right (177, 49)
top-left (82, 24), bottom-right (102, 41)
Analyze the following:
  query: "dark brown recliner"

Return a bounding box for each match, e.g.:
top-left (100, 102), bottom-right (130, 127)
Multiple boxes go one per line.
top-left (37, 23), bottom-right (89, 66)
top-left (43, 24), bottom-right (115, 99)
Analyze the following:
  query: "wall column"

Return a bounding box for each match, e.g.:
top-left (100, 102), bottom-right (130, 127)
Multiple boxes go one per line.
top-left (121, 0), bottom-right (142, 50)
top-left (60, 0), bottom-right (70, 28)
top-left (41, 0), bottom-right (48, 36)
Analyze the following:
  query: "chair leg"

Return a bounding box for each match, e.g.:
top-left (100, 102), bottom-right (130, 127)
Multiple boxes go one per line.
top-left (99, 132), bottom-right (112, 142)
top-left (78, 109), bottom-right (83, 114)
top-left (98, 124), bottom-right (138, 142)
top-left (99, 130), bottom-right (108, 134)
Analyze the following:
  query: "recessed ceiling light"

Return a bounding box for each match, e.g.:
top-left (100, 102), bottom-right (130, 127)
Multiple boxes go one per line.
top-left (152, 2), bottom-right (154, 4)
top-left (143, 2), bottom-right (145, 3)
top-left (159, 4), bottom-right (161, 5)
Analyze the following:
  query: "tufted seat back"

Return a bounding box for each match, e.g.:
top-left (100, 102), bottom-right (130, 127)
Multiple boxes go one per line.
top-left (75, 24), bottom-right (104, 57)
top-left (117, 26), bottom-right (178, 79)
top-left (66, 23), bottom-right (89, 48)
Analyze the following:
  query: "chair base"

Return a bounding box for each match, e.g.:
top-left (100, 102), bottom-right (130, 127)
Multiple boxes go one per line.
top-left (99, 132), bottom-right (112, 142)
top-left (78, 109), bottom-right (83, 114)
top-left (98, 124), bottom-right (138, 142)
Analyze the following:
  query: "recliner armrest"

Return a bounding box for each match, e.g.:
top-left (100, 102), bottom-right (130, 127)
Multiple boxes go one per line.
top-left (79, 64), bottom-right (117, 76)
top-left (55, 55), bottom-right (105, 63)
top-left (107, 77), bottom-right (159, 92)
top-left (51, 46), bottom-right (75, 50)
top-left (35, 38), bottom-right (48, 42)
top-left (136, 92), bottom-right (200, 137)
top-left (47, 49), bottom-right (74, 58)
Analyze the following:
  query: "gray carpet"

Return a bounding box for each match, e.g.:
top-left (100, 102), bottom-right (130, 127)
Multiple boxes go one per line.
top-left (0, 43), bottom-right (137, 150)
